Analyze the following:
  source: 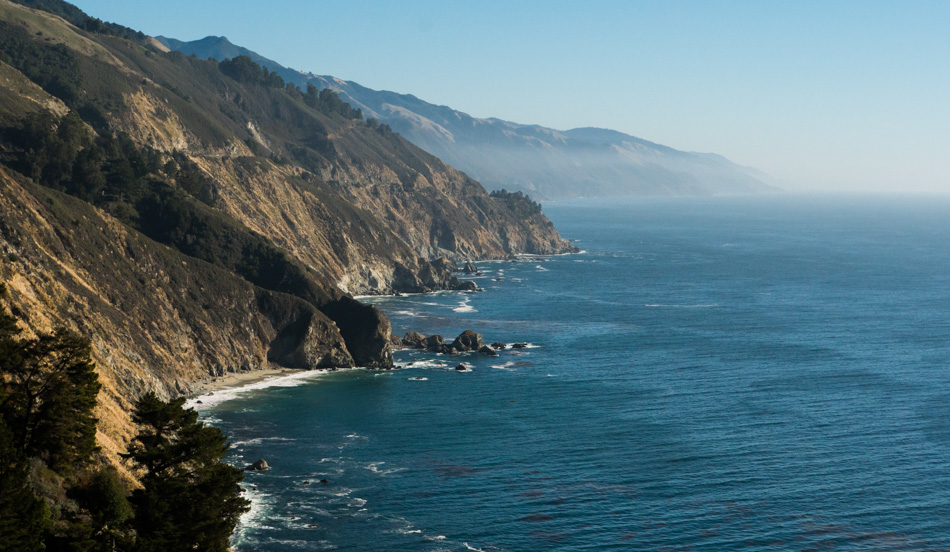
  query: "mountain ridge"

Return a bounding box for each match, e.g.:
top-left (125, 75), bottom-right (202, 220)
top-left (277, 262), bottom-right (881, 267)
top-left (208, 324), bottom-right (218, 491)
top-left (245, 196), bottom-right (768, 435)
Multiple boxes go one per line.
top-left (156, 35), bottom-right (778, 199)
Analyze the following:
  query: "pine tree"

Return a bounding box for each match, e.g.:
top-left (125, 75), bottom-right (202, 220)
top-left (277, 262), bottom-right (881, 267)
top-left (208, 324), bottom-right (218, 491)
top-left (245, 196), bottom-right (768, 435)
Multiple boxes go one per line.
top-left (0, 417), bottom-right (51, 551)
top-left (125, 393), bottom-right (250, 552)
top-left (0, 319), bottom-right (101, 473)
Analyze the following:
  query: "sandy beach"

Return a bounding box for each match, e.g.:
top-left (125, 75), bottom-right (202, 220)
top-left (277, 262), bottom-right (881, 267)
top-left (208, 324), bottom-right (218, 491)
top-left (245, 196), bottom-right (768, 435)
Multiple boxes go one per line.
top-left (189, 367), bottom-right (305, 398)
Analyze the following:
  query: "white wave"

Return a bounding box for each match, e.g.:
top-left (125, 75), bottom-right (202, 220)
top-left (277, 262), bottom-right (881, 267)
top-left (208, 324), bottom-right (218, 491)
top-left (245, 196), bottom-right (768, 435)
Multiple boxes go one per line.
top-left (231, 436), bottom-right (296, 447)
top-left (232, 486), bottom-right (274, 546)
top-left (365, 462), bottom-right (407, 476)
top-left (453, 296), bottom-right (476, 313)
top-left (408, 376), bottom-right (428, 381)
top-left (404, 359), bottom-right (446, 369)
top-left (463, 543), bottom-right (486, 552)
top-left (535, 265), bottom-right (548, 271)
top-left (491, 362), bottom-right (518, 371)
top-left (187, 369), bottom-right (341, 410)
top-left (348, 497), bottom-right (367, 507)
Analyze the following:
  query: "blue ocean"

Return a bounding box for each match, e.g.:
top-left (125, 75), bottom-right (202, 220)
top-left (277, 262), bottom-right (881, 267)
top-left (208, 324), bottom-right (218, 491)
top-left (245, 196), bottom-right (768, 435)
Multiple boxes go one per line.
top-left (197, 195), bottom-right (950, 551)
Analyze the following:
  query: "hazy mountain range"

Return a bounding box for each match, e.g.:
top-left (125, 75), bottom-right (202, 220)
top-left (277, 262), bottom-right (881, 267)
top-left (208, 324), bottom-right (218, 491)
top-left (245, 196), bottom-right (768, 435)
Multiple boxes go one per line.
top-left (157, 35), bottom-right (777, 199)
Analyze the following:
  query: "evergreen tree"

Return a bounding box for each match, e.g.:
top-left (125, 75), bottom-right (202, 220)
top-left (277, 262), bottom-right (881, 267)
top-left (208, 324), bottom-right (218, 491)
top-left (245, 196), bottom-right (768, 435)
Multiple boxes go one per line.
top-left (0, 320), bottom-right (101, 473)
top-left (0, 417), bottom-right (51, 551)
top-left (125, 393), bottom-right (249, 552)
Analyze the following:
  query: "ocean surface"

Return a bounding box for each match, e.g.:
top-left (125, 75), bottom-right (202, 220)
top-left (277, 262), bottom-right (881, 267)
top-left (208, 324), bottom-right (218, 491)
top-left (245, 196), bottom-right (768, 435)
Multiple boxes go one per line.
top-left (197, 195), bottom-right (950, 551)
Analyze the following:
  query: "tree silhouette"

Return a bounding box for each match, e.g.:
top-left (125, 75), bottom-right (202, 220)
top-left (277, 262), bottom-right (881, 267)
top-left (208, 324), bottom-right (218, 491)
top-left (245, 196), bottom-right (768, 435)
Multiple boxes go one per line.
top-left (125, 393), bottom-right (249, 552)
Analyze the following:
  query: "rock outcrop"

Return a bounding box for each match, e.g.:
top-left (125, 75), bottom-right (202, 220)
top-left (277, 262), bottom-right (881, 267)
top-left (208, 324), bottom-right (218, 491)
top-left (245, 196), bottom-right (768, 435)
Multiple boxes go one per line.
top-left (402, 332), bottom-right (426, 349)
top-left (424, 335), bottom-right (446, 352)
top-left (451, 330), bottom-right (483, 352)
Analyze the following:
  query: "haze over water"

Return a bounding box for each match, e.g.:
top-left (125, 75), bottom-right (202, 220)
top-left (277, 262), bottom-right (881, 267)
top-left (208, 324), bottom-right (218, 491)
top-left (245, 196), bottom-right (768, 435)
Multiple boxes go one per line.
top-left (203, 195), bottom-right (950, 551)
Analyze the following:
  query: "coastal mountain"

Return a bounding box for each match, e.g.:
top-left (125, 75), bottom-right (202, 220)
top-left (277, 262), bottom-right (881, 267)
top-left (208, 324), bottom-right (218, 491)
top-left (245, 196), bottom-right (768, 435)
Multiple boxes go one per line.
top-left (157, 35), bottom-right (776, 199)
top-left (0, 0), bottom-right (573, 464)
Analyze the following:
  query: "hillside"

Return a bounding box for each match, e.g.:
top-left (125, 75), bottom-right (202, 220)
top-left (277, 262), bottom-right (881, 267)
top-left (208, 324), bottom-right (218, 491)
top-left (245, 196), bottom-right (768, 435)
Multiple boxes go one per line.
top-left (0, 0), bottom-right (574, 465)
top-left (157, 35), bottom-right (777, 199)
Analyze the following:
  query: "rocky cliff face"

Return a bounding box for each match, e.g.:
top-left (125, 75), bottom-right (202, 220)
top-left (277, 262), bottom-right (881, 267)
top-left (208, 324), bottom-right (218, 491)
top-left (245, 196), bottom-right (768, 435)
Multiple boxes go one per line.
top-left (0, 0), bottom-right (573, 462)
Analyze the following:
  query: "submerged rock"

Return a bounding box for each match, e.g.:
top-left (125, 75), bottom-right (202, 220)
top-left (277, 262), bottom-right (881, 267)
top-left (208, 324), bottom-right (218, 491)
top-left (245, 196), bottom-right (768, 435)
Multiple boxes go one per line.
top-left (455, 363), bottom-right (468, 371)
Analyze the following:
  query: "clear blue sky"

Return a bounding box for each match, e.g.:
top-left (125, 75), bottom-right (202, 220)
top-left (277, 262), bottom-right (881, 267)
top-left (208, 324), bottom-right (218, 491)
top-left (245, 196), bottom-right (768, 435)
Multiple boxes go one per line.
top-left (70, 0), bottom-right (950, 192)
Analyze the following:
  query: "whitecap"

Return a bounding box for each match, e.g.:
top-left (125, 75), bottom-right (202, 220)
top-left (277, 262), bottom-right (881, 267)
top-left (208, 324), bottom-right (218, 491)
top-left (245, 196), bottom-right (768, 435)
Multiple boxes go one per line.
top-left (348, 497), bottom-right (367, 507)
top-left (365, 462), bottom-right (407, 476)
top-left (231, 436), bottom-right (296, 447)
top-left (453, 296), bottom-right (477, 313)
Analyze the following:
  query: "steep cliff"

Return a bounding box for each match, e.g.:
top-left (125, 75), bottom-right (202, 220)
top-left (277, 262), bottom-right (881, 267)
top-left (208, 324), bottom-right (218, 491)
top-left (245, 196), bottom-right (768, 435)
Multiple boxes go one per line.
top-left (0, 0), bottom-right (574, 462)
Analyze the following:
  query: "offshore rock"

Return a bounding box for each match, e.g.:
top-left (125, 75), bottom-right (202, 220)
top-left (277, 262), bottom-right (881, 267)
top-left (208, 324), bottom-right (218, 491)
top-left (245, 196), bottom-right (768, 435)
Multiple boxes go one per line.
top-left (451, 278), bottom-right (478, 291)
top-left (452, 330), bottom-right (483, 352)
top-left (425, 335), bottom-right (445, 352)
top-left (246, 459), bottom-right (270, 471)
top-left (491, 342), bottom-right (507, 350)
top-left (403, 332), bottom-right (426, 349)
top-left (478, 345), bottom-right (499, 356)
top-left (463, 261), bottom-right (478, 274)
